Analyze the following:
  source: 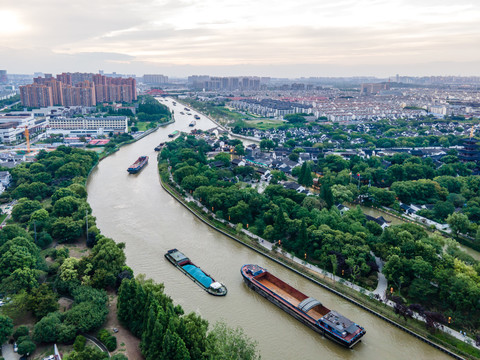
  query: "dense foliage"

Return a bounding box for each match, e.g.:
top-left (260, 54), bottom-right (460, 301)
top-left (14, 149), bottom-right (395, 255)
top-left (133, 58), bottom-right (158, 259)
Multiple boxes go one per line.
top-left (136, 95), bottom-right (171, 122)
top-left (117, 277), bottom-right (260, 360)
top-left (161, 136), bottom-right (480, 331)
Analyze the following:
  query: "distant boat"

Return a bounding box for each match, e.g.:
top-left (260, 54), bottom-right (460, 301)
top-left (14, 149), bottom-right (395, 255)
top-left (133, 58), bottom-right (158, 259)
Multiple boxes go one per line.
top-left (127, 156), bottom-right (148, 174)
top-left (154, 142), bottom-right (165, 151)
top-left (165, 249), bottom-right (227, 296)
top-left (168, 130), bottom-right (179, 138)
top-left (194, 114), bottom-right (200, 120)
top-left (189, 121), bottom-right (196, 127)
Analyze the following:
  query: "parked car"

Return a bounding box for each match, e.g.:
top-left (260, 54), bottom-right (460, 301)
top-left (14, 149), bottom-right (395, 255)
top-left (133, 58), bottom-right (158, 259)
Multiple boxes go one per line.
top-left (13, 342), bottom-right (18, 352)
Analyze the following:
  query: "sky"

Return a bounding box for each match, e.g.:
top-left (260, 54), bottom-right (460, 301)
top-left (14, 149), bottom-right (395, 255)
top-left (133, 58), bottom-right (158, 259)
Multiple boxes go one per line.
top-left (1, 0), bottom-right (480, 78)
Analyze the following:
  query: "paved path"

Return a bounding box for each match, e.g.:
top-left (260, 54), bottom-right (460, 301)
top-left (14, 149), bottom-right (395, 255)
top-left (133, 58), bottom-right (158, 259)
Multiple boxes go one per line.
top-left (371, 252), bottom-right (388, 298)
top-left (1, 344), bottom-right (20, 360)
top-left (170, 171), bottom-right (480, 350)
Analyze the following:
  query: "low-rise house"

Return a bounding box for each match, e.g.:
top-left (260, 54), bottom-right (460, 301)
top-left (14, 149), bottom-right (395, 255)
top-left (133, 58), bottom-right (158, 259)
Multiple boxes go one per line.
top-left (365, 214), bottom-right (390, 229)
top-left (337, 204), bottom-right (350, 215)
top-left (231, 158), bottom-right (246, 167)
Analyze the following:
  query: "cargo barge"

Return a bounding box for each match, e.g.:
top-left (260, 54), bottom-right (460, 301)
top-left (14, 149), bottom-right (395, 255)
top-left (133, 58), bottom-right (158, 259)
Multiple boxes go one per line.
top-left (154, 142), bottom-right (165, 151)
top-left (127, 156), bottom-right (148, 174)
top-left (165, 249), bottom-right (227, 296)
top-left (168, 130), bottom-right (179, 138)
top-left (241, 264), bottom-right (365, 348)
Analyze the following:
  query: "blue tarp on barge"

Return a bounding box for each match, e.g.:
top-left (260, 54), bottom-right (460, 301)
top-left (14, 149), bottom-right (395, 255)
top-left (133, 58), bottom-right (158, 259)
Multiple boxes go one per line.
top-left (182, 264), bottom-right (213, 288)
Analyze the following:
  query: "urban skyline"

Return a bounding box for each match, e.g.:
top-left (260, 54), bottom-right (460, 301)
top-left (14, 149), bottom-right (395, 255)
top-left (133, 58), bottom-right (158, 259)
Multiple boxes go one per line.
top-left (1, 0), bottom-right (480, 77)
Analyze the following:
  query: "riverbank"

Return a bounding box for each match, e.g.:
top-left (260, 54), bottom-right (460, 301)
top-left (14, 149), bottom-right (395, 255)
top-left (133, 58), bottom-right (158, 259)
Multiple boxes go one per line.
top-left (158, 161), bottom-right (479, 360)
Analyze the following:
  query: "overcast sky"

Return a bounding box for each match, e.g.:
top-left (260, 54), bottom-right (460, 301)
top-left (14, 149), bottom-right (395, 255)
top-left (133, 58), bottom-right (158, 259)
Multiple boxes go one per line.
top-left (1, 0), bottom-right (480, 77)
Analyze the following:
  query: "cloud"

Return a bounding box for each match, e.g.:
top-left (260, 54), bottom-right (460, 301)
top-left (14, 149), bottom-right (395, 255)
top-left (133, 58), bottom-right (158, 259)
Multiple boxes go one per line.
top-left (1, 0), bottom-right (480, 76)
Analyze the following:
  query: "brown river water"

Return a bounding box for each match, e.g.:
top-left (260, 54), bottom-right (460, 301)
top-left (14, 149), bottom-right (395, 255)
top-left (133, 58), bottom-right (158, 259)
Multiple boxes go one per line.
top-left (86, 98), bottom-right (450, 360)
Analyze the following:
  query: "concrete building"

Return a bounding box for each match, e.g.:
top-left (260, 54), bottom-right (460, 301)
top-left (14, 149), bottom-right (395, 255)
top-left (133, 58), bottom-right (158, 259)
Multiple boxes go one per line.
top-left (0, 70), bottom-right (7, 84)
top-left (48, 116), bottom-right (128, 136)
top-left (0, 113), bottom-right (45, 143)
top-left (360, 83), bottom-right (390, 95)
top-left (143, 74), bottom-right (169, 84)
top-left (20, 73), bottom-right (137, 108)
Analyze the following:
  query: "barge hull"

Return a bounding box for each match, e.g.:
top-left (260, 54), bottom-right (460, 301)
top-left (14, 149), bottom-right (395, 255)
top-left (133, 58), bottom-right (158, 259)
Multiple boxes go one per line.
top-left (242, 276), bottom-right (357, 348)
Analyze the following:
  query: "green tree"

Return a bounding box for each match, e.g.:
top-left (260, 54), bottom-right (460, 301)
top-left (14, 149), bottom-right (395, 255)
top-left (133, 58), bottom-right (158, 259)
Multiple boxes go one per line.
top-left (0, 314), bottom-right (13, 343)
top-left (320, 183), bottom-right (334, 209)
top-left (13, 325), bottom-right (29, 341)
top-left (51, 217), bottom-right (83, 243)
top-left (64, 301), bottom-right (108, 333)
top-left (228, 201), bottom-right (250, 224)
top-left (433, 201), bottom-right (455, 221)
top-left (234, 144), bottom-right (245, 155)
top-left (161, 328), bottom-right (190, 360)
top-left (446, 212), bottom-right (470, 237)
top-left (17, 338), bottom-right (36, 356)
top-left (64, 346), bottom-right (109, 360)
top-left (205, 321), bottom-right (260, 360)
top-left (28, 284), bottom-right (59, 318)
top-left (260, 139), bottom-right (275, 151)
top-left (73, 335), bottom-right (87, 352)
top-left (11, 199), bottom-right (42, 223)
top-left (1, 267), bottom-right (38, 293)
top-left (33, 312), bottom-right (61, 343)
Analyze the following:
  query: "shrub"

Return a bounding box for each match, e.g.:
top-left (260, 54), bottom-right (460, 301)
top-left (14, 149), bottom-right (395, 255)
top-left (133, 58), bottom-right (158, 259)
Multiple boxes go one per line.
top-left (98, 329), bottom-right (117, 351)
top-left (73, 335), bottom-right (86, 352)
top-left (13, 325), bottom-right (29, 341)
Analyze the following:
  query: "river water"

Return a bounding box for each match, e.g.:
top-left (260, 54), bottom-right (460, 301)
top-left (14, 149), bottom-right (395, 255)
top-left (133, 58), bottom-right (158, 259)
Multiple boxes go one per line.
top-left (87, 98), bottom-right (450, 360)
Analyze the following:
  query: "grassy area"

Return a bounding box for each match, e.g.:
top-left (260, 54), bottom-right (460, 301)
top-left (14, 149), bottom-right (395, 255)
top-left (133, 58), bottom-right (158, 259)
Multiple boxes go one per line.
top-left (180, 98), bottom-right (245, 124)
top-left (133, 121), bottom-right (150, 131)
top-left (0, 213), bottom-right (7, 224)
top-left (243, 119), bottom-right (286, 130)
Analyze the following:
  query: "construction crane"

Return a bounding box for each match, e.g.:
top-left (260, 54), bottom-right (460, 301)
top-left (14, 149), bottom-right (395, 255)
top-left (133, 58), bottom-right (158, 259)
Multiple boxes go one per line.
top-left (24, 126), bottom-right (30, 153)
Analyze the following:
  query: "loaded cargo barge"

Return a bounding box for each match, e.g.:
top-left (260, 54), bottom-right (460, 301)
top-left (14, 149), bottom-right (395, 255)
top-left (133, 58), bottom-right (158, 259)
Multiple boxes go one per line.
top-left (168, 130), bottom-right (179, 138)
top-left (165, 249), bottom-right (227, 296)
top-left (241, 264), bottom-right (365, 348)
top-left (127, 156), bottom-right (148, 174)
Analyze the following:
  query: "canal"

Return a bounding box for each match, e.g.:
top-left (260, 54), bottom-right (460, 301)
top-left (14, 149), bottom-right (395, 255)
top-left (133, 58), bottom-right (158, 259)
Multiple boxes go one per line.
top-left (87, 98), bottom-right (450, 360)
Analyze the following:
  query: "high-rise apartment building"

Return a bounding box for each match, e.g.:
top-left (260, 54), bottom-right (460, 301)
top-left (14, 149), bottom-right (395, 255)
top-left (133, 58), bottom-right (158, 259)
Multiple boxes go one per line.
top-left (20, 73), bottom-right (137, 107)
top-left (143, 74), bottom-right (168, 84)
top-left (189, 76), bottom-right (263, 91)
top-left (0, 70), bottom-right (7, 84)
top-left (20, 84), bottom-right (53, 108)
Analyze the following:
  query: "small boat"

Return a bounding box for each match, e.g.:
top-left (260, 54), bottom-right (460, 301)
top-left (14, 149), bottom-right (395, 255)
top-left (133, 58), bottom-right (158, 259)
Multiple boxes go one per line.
top-left (168, 130), bottom-right (179, 138)
top-left (154, 142), bottom-right (165, 151)
top-left (194, 114), bottom-right (200, 120)
top-left (241, 264), bottom-right (365, 348)
top-left (184, 107), bottom-right (190, 111)
top-left (165, 249), bottom-right (227, 296)
top-left (127, 156), bottom-right (148, 174)
top-left (189, 121), bottom-right (196, 127)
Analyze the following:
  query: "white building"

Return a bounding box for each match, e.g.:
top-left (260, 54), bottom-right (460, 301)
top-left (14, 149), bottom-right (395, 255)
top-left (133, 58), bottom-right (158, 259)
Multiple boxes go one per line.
top-left (0, 113), bottom-right (38, 143)
top-left (48, 116), bottom-right (128, 136)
